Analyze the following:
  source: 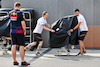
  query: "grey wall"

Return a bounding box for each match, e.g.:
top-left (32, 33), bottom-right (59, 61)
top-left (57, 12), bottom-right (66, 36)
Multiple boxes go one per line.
top-left (1, 0), bottom-right (99, 47)
top-left (94, 0), bottom-right (100, 25)
top-left (1, 0), bottom-right (14, 8)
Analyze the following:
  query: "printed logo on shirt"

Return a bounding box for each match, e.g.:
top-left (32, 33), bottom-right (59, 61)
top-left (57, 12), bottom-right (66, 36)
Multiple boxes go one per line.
top-left (23, 16), bottom-right (25, 21)
top-left (23, 13), bottom-right (25, 21)
top-left (10, 12), bottom-right (18, 21)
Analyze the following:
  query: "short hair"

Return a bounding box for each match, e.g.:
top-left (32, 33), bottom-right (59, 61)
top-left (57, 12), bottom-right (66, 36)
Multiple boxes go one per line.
top-left (74, 9), bottom-right (80, 12)
top-left (42, 11), bottom-right (48, 16)
top-left (14, 2), bottom-right (21, 7)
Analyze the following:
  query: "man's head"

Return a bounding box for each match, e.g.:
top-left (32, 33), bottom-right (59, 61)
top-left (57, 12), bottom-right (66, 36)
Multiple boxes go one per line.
top-left (14, 2), bottom-right (21, 10)
top-left (42, 11), bottom-right (49, 19)
top-left (74, 9), bottom-right (80, 16)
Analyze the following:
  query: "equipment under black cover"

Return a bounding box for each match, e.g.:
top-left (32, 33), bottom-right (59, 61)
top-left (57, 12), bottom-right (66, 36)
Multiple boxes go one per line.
top-left (49, 15), bottom-right (79, 48)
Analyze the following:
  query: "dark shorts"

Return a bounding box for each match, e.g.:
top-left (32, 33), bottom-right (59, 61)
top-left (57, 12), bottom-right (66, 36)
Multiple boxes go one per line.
top-left (33, 33), bottom-right (42, 42)
top-left (10, 33), bottom-right (25, 46)
top-left (78, 31), bottom-right (87, 41)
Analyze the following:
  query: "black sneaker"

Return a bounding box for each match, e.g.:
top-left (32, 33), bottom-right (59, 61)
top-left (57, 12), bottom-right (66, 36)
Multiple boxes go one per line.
top-left (76, 52), bottom-right (83, 56)
top-left (13, 61), bottom-right (19, 65)
top-left (21, 61), bottom-right (30, 66)
top-left (83, 51), bottom-right (87, 54)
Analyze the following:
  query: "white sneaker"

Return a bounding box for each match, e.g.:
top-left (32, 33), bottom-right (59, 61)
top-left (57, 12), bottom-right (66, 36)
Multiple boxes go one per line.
top-left (35, 52), bottom-right (42, 56)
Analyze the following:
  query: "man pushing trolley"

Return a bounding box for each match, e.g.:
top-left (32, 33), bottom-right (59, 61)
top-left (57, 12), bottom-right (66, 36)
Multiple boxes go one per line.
top-left (24, 11), bottom-right (55, 55)
top-left (70, 9), bottom-right (88, 56)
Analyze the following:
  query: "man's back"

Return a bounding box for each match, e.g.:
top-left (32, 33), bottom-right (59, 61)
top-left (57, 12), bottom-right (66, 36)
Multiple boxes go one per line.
top-left (9, 9), bottom-right (25, 33)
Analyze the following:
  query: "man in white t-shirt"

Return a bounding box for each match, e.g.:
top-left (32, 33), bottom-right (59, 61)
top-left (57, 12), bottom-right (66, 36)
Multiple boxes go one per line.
top-left (70, 9), bottom-right (88, 56)
top-left (24, 11), bottom-right (55, 55)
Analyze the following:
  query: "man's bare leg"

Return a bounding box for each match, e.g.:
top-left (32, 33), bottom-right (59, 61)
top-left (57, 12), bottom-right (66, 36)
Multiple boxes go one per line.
top-left (19, 46), bottom-right (25, 62)
top-left (81, 41), bottom-right (87, 54)
top-left (31, 42), bottom-right (37, 46)
top-left (78, 40), bottom-right (83, 53)
top-left (11, 45), bottom-right (17, 62)
top-left (82, 42), bottom-right (86, 51)
top-left (24, 42), bottom-right (37, 50)
top-left (36, 41), bottom-right (43, 54)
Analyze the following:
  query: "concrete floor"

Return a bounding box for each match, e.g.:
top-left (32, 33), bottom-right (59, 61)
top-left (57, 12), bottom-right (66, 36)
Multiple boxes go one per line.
top-left (0, 48), bottom-right (100, 67)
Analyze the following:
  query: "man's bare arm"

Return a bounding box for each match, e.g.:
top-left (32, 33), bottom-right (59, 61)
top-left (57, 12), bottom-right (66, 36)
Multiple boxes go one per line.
top-left (42, 25), bottom-right (55, 32)
top-left (70, 22), bottom-right (81, 32)
top-left (73, 22), bottom-right (81, 30)
top-left (45, 23), bottom-right (50, 28)
top-left (21, 21), bottom-right (26, 35)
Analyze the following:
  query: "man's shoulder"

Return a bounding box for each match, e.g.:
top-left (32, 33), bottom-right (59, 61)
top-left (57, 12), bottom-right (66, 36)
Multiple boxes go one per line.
top-left (9, 9), bottom-right (15, 14)
top-left (19, 10), bottom-right (23, 13)
top-left (38, 17), bottom-right (44, 22)
top-left (80, 14), bottom-right (84, 18)
top-left (39, 17), bottom-right (43, 20)
top-left (16, 11), bottom-right (23, 15)
top-left (9, 9), bottom-right (23, 14)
